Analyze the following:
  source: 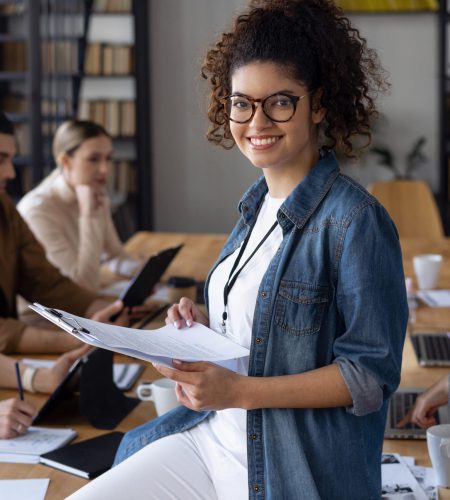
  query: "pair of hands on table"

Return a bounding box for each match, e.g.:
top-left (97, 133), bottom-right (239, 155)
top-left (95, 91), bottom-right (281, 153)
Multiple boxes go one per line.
top-left (153, 298), bottom-right (243, 412)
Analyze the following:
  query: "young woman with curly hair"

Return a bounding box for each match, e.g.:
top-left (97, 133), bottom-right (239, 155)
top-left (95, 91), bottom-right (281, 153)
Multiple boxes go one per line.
top-left (70, 1), bottom-right (407, 499)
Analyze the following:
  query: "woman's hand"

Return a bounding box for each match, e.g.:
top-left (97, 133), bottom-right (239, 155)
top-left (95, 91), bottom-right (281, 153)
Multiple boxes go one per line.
top-left (165, 298), bottom-right (209, 328)
top-left (153, 360), bottom-right (244, 412)
top-left (33, 345), bottom-right (92, 394)
top-left (75, 184), bottom-right (105, 216)
top-left (0, 398), bottom-right (36, 439)
top-left (397, 375), bottom-right (449, 429)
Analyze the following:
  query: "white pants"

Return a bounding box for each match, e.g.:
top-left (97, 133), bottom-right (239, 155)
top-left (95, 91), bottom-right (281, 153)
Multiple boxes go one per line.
top-left (66, 429), bottom-right (248, 500)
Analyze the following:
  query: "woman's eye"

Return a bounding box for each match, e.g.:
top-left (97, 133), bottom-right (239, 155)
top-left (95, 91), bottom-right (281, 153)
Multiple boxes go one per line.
top-left (273, 97), bottom-right (290, 107)
top-left (233, 100), bottom-right (250, 109)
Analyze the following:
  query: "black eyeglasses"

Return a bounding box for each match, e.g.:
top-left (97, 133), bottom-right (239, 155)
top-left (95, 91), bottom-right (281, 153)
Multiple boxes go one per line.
top-left (220, 92), bottom-right (306, 124)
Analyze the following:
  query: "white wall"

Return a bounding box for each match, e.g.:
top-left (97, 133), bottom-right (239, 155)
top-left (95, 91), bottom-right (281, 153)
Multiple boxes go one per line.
top-left (346, 14), bottom-right (439, 190)
top-left (149, 4), bottom-right (439, 232)
top-left (150, 0), bottom-right (253, 233)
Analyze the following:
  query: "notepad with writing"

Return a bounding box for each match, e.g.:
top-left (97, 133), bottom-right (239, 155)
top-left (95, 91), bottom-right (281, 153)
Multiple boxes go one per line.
top-left (0, 426), bottom-right (77, 464)
top-left (39, 431), bottom-right (124, 479)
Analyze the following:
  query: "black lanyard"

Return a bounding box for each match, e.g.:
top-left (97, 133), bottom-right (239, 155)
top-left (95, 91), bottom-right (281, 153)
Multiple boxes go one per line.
top-left (221, 219), bottom-right (278, 335)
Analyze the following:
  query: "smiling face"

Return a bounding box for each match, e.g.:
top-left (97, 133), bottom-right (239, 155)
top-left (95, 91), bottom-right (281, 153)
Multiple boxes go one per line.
top-left (229, 61), bottom-right (325, 186)
top-left (0, 132), bottom-right (16, 194)
top-left (61, 135), bottom-right (113, 189)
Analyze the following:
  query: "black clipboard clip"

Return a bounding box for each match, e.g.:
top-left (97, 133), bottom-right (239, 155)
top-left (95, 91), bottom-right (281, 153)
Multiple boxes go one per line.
top-left (44, 307), bottom-right (91, 335)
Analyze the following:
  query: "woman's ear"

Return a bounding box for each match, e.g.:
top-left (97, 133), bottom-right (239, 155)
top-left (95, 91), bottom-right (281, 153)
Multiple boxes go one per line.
top-left (58, 152), bottom-right (72, 170)
top-left (311, 89), bottom-right (326, 124)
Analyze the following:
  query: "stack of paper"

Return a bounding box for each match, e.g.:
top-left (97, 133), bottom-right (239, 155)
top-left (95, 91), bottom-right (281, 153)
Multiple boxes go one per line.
top-left (29, 304), bottom-right (250, 371)
top-left (417, 290), bottom-right (450, 308)
top-left (382, 453), bottom-right (437, 500)
top-left (0, 426), bottom-right (77, 464)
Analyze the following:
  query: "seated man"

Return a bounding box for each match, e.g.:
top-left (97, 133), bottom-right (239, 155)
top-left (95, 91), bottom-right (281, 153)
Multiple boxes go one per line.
top-left (0, 111), bottom-right (140, 353)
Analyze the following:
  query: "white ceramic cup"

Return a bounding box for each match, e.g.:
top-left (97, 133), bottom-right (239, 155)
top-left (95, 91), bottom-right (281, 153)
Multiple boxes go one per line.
top-left (413, 254), bottom-right (443, 290)
top-left (136, 378), bottom-right (179, 416)
top-left (427, 424), bottom-right (450, 487)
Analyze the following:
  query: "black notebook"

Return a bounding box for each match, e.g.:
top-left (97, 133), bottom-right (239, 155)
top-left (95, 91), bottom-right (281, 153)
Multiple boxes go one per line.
top-left (39, 431), bottom-right (124, 479)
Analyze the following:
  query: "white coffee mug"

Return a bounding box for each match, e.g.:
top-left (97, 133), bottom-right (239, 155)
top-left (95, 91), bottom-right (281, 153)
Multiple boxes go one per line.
top-left (413, 254), bottom-right (443, 290)
top-left (136, 378), bottom-right (179, 416)
top-left (427, 424), bottom-right (450, 486)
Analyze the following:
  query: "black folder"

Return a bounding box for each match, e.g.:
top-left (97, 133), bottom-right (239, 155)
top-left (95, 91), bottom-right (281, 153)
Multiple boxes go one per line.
top-left (40, 431), bottom-right (124, 479)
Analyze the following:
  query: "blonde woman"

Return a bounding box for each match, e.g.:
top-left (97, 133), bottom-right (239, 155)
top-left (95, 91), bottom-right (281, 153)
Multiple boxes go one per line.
top-left (18, 120), bottom-right (139, 291)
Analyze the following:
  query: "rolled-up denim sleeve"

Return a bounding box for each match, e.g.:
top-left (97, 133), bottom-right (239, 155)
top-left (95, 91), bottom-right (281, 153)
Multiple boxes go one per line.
top-left (334, 202), bottom-right (408, 416)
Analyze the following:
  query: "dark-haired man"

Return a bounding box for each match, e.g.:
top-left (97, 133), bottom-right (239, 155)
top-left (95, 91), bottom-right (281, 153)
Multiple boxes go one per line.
top-left (0, 111), bottom-right (139, 353)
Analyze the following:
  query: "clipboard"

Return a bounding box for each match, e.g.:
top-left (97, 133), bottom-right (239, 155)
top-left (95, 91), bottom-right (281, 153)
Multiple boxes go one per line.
top-left (120, 244), bottom-right (183, 308)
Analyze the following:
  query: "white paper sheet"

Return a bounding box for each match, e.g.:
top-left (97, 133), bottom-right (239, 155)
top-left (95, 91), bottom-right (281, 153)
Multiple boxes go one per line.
top-left (29, 304), bottom-right (250, 370)
top-left (408, 465), bottom-right (437, 500)
top-left (0, 479), bottom-right (49, 500)
top-left (417, 290), bottom-right (450, 308)
top-left (382, 453), bottom-right (428, 499)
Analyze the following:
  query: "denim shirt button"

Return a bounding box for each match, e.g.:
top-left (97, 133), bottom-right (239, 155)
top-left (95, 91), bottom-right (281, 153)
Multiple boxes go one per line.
top-left (254, 485), bottom-right (261, 492)
top-left (255, 337), bottom-right (263, 344)
top-left (249, 433), bottom-right (258, 440)
top-left (260, 291), bottom-right (267, 298)
top-left (279, 212), bottom-right (286, 219)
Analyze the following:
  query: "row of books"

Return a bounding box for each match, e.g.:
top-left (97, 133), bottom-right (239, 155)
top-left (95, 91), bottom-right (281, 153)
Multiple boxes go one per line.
top-left (0, 40), bottom-right (79, 74)
top-left (2, 93), bottom-right (74, 121)
top-left (108, 161), bottom-right (137, 196)
top-left (84, 43), bottom-right (133, 76)
top-left (0, 42), bottom-right (26, 72)
top-left (78, 100), bottom-right (136, 137)
top-left (41, 41), bottom-right (79, 75)
top-left (93, 0), bottom-right (132, 12)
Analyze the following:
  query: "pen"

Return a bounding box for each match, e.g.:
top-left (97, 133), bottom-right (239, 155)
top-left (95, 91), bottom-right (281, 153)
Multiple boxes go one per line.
top-left (15, 361), bottom-right (24, 401)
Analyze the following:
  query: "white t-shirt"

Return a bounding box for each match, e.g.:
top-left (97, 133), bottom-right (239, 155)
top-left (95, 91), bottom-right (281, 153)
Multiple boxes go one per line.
top-left (187, 193), bottom-right (285, 487)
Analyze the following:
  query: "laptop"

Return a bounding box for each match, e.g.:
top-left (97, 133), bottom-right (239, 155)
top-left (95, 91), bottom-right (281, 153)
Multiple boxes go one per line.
top-left (410, 332), bottom-right (450, 367)
top-left (385, 388), bottom-right (450, 439)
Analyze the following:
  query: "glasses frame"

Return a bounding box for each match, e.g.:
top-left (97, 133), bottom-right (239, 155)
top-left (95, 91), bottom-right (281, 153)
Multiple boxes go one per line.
top-left (220, 92), bottom-right (306, 124)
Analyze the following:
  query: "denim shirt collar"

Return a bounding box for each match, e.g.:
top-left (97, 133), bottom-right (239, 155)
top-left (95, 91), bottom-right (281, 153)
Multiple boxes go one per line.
top-left (238, 150), bottom-right (340, 230)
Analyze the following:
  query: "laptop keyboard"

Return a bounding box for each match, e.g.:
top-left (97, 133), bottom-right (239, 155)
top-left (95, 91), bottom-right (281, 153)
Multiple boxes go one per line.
top-left (411, 333), bottom-right (450, 362)
top-left (389, 391), bottom-right (438, 430)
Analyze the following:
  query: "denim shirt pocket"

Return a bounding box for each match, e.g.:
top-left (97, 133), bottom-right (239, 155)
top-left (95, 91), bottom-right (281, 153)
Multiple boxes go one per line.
top-left (275, 280), bottom-right (329, 336)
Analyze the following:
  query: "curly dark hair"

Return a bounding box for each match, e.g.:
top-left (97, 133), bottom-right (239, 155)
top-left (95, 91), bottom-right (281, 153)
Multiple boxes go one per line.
top-left (201, 0), bottom-right (388, 156)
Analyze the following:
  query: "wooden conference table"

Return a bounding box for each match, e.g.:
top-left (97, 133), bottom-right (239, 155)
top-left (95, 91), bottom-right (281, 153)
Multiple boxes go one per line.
top-left (1, 232), bottom-right (450, 498)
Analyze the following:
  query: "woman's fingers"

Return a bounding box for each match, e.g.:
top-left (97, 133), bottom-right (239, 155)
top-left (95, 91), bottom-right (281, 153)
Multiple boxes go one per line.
top-left (0, 399), bottom-right (36, 439)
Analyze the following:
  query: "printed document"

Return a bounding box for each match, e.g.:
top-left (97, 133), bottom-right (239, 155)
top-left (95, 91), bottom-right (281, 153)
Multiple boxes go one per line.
top-left (30, 304), bottom-right (250, 370)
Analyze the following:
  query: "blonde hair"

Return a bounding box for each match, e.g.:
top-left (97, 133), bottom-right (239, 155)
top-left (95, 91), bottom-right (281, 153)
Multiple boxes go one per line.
top-left (53, 120), bottom-right (111, 165)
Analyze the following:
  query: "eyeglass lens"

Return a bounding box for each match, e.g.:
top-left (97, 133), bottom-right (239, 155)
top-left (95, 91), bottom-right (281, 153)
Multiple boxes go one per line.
top-left (226, 94), bottom-right (296, 123)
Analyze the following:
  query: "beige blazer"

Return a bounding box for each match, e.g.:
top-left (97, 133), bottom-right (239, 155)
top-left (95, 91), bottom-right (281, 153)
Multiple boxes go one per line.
top-left (0, 194), bottom-right (96, 353)
top-left (18, 171), bottom-right (124, 291)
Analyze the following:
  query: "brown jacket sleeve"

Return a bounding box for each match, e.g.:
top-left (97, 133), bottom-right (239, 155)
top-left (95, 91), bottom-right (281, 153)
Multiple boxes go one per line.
top-left (0, 195), bottom-right (97, 352)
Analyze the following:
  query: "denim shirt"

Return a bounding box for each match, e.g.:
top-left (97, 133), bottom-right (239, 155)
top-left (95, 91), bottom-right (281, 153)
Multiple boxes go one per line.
top-left (115, 151), bottom-right (408, 499)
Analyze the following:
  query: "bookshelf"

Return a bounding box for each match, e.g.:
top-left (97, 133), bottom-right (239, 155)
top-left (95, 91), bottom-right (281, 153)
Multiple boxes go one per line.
top-left (0, 0), bottom-right (151, 236)
top-left (78, 0), bottom-right (152, 236)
